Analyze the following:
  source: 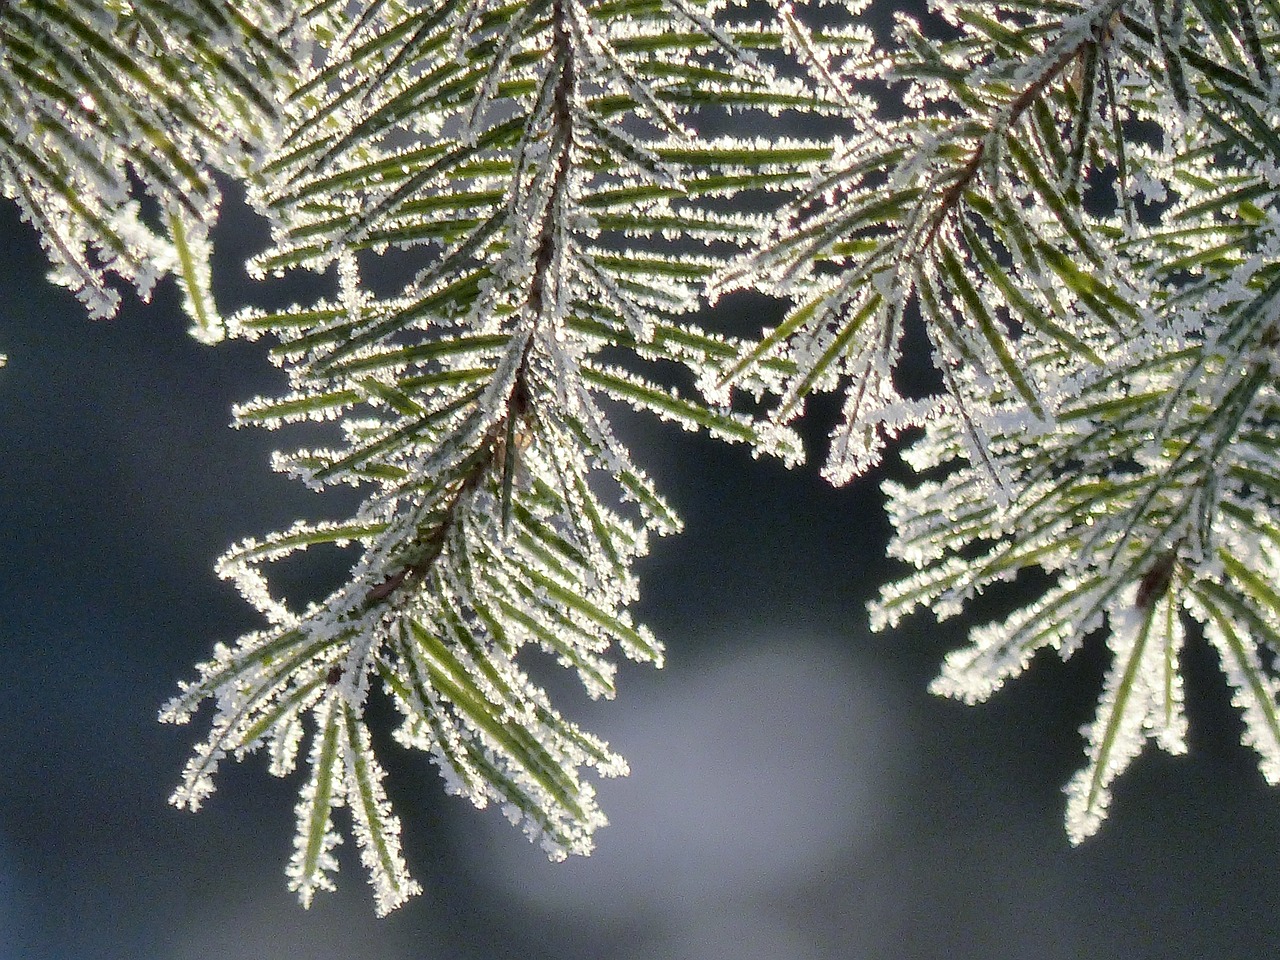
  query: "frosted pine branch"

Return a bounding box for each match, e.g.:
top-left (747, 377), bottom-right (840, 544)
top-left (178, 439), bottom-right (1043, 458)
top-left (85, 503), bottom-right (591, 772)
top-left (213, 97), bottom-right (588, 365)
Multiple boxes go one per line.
top-left (5, 0), bottom-right (1280, 916)
top-left (155, 0), bottom-right (837, 911)
top-left (0, 0), bottom-right (295, 328)
top-left (732, 0), bottom-right (1280, 843)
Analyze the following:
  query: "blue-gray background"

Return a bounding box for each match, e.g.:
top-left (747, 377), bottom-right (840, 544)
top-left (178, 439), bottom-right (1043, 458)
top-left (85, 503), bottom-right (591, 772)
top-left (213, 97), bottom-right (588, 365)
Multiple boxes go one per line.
top-left (3, 188), bottom-right (1280, 960)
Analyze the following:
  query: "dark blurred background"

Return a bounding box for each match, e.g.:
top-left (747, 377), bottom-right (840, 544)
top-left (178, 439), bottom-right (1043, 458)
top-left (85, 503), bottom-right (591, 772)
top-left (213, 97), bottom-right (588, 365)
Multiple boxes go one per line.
top-left (3, 182), bottom-right (1280, 960)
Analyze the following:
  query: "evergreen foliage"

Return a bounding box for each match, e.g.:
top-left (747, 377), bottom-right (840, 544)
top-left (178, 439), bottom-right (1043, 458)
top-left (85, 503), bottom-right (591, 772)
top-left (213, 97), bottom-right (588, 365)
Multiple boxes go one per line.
top-left (0, 0), bottom-right (292, 336)
top-left (3, 0), bottom-right (1280, 914)
top-left (713, 0), bottom-right (1280, 843)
